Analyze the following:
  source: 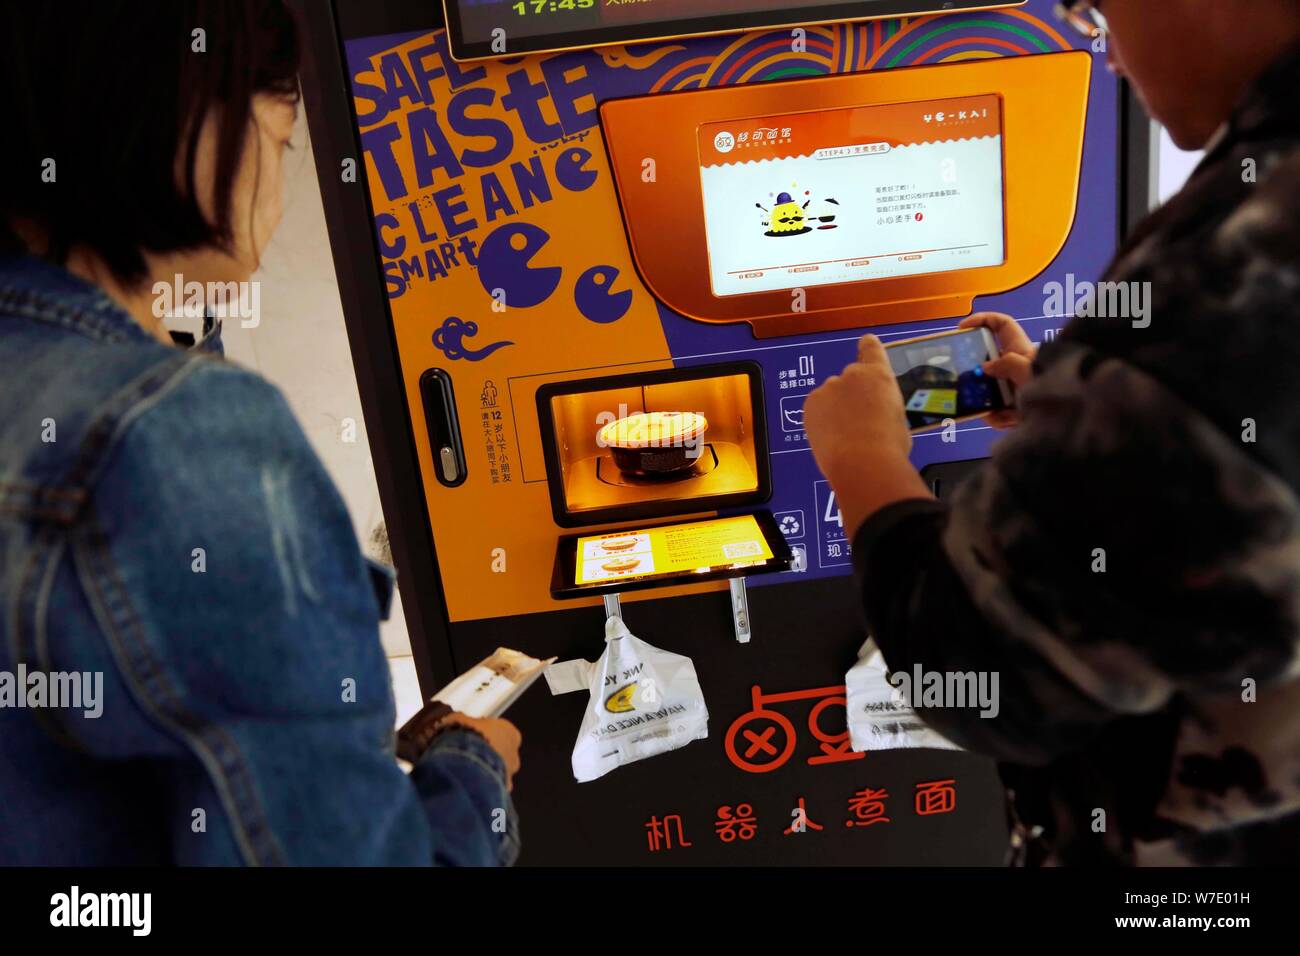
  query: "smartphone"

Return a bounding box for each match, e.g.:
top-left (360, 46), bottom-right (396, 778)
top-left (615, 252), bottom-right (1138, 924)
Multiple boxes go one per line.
top-left (884, 327), bottom-right (1014, 432)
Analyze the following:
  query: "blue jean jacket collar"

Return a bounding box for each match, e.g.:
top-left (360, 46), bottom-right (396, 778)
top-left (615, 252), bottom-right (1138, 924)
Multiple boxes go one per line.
top-left (0, 254), bottom-right (156, 345)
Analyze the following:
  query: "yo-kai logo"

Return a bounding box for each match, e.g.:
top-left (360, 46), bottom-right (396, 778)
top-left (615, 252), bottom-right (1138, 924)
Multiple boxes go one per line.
top-left (923, 106), bottom-right (991, 126)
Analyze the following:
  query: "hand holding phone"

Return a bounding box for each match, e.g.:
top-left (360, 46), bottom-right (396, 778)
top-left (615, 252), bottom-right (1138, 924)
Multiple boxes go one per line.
top-left (957, 312), bottom-right (1037, 428)
top-left (804, 335), bottom-right (931, 538)
top-left (884, 322), bottom-right (1022, 432)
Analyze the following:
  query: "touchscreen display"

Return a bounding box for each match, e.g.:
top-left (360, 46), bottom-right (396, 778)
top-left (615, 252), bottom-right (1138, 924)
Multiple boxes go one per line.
top-left (697, 95), bottom-right (1006, 296)
top-left (575, 515), bottom-right (774, 585)
top-left (886, 329), bottom-right (1006, 429)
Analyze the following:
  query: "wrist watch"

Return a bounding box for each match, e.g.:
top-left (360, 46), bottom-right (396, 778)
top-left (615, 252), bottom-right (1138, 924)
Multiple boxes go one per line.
top-left (395, 700), bottom-right (455, 764)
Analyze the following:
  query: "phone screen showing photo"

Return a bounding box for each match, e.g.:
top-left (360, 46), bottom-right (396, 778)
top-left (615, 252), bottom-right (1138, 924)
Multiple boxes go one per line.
top-left (886, 330), bottom-right (1007, 430)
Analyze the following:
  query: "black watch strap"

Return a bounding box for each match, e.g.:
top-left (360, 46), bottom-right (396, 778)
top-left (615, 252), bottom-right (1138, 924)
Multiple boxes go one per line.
top-left (395, 700), bottom-right (454, 763)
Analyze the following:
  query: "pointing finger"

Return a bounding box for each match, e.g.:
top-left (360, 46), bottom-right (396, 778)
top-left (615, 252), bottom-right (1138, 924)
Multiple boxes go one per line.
top-left (856, 332), bottom-right (889, 367)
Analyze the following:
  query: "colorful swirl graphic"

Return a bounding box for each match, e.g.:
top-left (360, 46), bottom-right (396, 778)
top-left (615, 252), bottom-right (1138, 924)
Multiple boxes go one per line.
top-left (644, 8), bottom-right (1074, 93)
top-left (867, 10), bottom-right (1072, 68)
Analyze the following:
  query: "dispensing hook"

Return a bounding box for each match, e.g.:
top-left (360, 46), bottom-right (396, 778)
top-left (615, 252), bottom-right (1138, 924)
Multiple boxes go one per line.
top-left (603, 593), bottom-right (622, 621)
top-left (730, 578), bottom-right (751, 643)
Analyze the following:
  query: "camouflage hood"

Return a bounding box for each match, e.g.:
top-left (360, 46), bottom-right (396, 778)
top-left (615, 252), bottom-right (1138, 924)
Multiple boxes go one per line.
top-left (950, 39), bottom-right (1300, 855)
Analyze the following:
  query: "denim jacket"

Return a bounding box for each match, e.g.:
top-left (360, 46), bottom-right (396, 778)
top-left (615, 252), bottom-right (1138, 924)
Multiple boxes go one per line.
top-left (0, 255), bottom-right (518, 865)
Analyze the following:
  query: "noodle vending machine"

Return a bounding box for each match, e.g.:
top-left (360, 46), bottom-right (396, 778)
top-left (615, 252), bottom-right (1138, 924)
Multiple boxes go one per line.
top-left (297, 0), bottom-right (1137, 864)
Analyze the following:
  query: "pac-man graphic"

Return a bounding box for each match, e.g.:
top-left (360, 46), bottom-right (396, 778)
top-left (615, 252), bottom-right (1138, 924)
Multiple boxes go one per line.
top-left (605, 682), bottom-right (638, 713)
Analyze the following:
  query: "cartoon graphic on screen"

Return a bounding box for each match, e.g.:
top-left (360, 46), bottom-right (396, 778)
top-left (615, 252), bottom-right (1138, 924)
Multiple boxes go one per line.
top-left (755, 189), bottom-right (839, 237)
top-left (810, 197), bottom-right (841, 229)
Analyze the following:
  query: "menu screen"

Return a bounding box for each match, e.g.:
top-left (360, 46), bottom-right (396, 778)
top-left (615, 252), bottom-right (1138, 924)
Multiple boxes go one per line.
top-left (697, 95), bottom-right (1006, 296)
top-left (574, 515), bottom-right (774, 585)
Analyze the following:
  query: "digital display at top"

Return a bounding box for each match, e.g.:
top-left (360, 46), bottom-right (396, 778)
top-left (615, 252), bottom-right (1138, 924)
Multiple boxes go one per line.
top-left (444, 0), bottom-right (1024, 61)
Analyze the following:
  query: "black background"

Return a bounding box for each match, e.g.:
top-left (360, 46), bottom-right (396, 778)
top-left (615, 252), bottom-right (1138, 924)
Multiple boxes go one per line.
top-left (475, 575), bottom-right (1009, 865)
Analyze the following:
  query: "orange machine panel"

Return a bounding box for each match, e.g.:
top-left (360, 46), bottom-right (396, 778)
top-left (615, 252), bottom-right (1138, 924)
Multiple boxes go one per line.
top-left (537, 363), bottom-right (770, 527)
top-left (600, 51), bottom-right (1090, 337)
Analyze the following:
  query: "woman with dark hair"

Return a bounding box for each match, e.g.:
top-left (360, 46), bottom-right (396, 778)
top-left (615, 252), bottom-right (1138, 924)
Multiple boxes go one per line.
top-left (0, 1), bottom-right (520, 865)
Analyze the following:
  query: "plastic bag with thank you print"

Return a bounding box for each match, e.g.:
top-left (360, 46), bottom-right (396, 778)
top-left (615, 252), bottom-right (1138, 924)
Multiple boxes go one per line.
top-left (846, 639), bottom-right (961, 752)
top-left (544, 616), bottom-right (709, 782)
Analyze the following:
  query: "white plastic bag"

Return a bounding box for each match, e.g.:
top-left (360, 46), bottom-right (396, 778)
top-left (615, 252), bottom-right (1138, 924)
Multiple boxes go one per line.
top-left (846, 639), bottom-right (961, 752)
top-left (545, 616), bottom-right (709, 783)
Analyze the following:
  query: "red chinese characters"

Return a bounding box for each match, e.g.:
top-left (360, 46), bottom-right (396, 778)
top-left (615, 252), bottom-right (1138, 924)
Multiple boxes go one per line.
top-left (646, 780), bottom-right (958, 851)
top-left (645, 813), bottom-right (692, 852)
top-left (715, 804), bottom-right (758, 842)
top-left (783, 796), bottom-right (825, 834)
top-left (915, 779), bottom-right (957, 816)
top-left (845, 787), bottom-right (891, 828)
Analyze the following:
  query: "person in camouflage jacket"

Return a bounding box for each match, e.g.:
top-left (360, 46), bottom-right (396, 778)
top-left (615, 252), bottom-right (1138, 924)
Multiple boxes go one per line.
top-left (804, 0), bottom-right (1300, 864)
